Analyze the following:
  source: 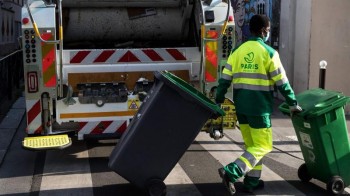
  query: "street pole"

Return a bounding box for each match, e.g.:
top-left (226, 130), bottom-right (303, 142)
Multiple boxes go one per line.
top-left (319, 60), bottom-right (327, 89)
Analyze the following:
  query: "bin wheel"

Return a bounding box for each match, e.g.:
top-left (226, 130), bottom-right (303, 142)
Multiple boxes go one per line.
top-left (327, 176), bottom-right (345, 195)
top-left (297, 163), bottom-right (312, 182)
top-left (147, 179), bottom-right (166, 196)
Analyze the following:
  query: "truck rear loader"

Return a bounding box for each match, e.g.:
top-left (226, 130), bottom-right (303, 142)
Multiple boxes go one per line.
top-left (20, 0), bottom-right (236, 150)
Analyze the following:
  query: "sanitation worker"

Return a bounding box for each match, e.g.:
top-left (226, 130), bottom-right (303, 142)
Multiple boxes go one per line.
top-left (215, 14), bottom-right (302, 195)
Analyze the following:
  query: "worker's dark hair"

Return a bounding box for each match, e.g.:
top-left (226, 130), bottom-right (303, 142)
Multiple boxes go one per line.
top-left (249, 14), bottom-right (270, 34)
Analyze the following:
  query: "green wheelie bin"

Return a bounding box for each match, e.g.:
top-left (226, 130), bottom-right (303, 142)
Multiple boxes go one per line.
top-left (279, 88), bottom-right (350, 195)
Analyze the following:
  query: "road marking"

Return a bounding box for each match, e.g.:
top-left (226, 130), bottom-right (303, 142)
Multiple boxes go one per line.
top-left (39, 144), bottom-right (93, 195)
top-left (165, 164), bottom-right (202, 195)
top-left (286, 135), bottom-right (298, 141)
top-left (195, 132), bottom-right (307, 195)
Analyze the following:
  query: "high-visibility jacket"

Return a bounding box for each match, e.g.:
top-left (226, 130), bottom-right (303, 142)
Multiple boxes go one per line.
top-left (216, 36), bottom-right (297, 116)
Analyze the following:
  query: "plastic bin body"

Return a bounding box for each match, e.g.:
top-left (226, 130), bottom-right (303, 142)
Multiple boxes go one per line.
top-left (108, 71), bottom-right (224, 189)
top-left (279, 88), bottom-right (350, 186)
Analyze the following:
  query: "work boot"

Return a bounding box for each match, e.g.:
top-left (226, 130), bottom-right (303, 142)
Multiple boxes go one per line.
top-left (218, 168), bottom-right (236, 195)
top-left (242, 179), bottom-right (265, 193)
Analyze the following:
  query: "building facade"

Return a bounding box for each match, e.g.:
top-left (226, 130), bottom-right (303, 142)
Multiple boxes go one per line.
top-left (0, 0), bottom-right (24, 56)
top-left (279, 0), bottom-right (350, 113)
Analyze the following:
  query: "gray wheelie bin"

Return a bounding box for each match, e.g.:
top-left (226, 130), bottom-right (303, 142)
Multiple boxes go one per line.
top-left (279, 88), bottom-right (350, 195)
top-left (108, 71), bottom-right (225, 196)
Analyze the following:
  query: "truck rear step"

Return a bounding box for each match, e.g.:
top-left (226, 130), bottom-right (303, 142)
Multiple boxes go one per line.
top-left (22, 134), bottom-right (72, 150)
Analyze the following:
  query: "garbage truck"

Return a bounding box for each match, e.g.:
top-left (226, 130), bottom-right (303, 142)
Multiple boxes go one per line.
top-left (20, 0), bottom-right (237, 150)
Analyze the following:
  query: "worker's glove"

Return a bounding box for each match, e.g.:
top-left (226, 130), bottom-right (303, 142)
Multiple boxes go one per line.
top-left (215, 97), bottom-right (224, 105)
top-left (215, 92), bottom-right (225, 104)
top-left (215, 78), bottom-right (231, 104)
top-left (289, 105), bottom-right (303, 117)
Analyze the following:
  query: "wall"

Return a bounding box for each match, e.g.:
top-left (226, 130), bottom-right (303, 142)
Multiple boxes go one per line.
top-left (279, 0), bottom-right (310, 98)
top-left (279, 0), bottom-right (295, 87)
top-left (309, 0), bottom-right (350, 113)
top-left (279, 0), bottom-right (350, 113)
top-left (309, 0), bottom-right (350, 91)
top-left (0, 1), bottom-right (23, 56)
top-left (292, 0), bottom-right (311, 94)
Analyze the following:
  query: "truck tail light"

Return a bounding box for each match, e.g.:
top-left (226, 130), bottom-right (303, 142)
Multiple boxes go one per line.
top-left (22, 18), bottom-right (30, 25)
top-left (27, 72), bottom-right (38, 93)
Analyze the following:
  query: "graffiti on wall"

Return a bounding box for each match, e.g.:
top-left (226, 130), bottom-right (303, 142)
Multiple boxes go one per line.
top-left (231, 0), bottom-right (273, 46)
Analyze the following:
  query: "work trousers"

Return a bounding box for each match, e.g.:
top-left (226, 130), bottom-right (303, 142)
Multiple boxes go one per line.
top-left (224, 113), bottom-right (273, 188)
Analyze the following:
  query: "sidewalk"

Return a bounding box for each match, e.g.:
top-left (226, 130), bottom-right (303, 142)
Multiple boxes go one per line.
top-left (0, 97), bottom-right (25, 166)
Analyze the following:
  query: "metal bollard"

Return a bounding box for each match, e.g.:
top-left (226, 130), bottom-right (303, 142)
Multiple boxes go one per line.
top-left (319, 60), bottom-right (327, 89)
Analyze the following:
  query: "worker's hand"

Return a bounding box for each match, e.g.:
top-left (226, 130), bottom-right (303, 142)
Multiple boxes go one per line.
top-left (215, 90), bottom-right (225, 104)
top-left (215, 78), bottom-right (231, 104)
top-left (289, 105), bottom-right (303, 117)
top-left (215, 97), bottom-right (224, 105)
top-left (215, 91), bottom-right (225, 104)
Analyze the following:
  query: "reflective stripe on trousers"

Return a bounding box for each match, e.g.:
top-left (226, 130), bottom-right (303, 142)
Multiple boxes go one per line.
top-left (234, 124), bottom-right (272, 177)
top-left (246, 160), bottom-right (262, 178)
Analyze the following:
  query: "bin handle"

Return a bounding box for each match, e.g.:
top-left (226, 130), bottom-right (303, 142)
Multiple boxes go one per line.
top-left (314, 103), bottom-right (333, 108)
top-left (279, 105), bottom-right (307, 117)
top-left (279, 106), bottom-right (290, 115)
top-left (314, 96), bottom-right (342, 109)
top-left (314, 95), bottom-right (340, 107)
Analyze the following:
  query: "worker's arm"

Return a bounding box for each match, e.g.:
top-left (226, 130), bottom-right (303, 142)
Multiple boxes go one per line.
top-left (215, 78), bottom-right (231, 104)
top-left (277, 83), bottom-right (297, 106)
top-left (269, 52), bottom-right (298, 106)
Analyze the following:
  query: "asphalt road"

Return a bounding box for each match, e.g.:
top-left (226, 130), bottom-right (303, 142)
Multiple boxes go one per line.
top-left (1, 113), bottom-right (350, 196)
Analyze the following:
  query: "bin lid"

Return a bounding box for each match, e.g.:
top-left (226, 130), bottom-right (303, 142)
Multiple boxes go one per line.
top-left (154, 71), bottom-right (225, 117)
top-left (279, 88), bottom-right (350, 118)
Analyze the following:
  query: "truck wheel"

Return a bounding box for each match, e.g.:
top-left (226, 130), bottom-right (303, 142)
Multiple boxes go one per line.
top-left (297, 163), bottom-right (312, 182)
top-left (327, 176), bottom-right (344, 195)
top-left (95, 99), bottom-right (105, 107)
top-left (147, 179), bottom-right (166, 196)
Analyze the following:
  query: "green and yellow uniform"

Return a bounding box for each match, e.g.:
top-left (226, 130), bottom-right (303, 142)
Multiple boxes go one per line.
top-left (216, 36), bottom-right (298, 190)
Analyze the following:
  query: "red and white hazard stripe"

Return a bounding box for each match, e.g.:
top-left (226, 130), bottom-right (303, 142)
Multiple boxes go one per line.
top-left (77, 120), bottom-right (127, 140)
top-left (26, 100), bottom-right (43, 134)
top-left (69, 49), bottom-right (187, 64)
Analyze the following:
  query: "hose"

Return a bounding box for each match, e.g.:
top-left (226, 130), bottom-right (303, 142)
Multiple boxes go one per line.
top-left (26, 2), bottom-right (59, 44)
top-left (220, 0), bottom-right (231, 36)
